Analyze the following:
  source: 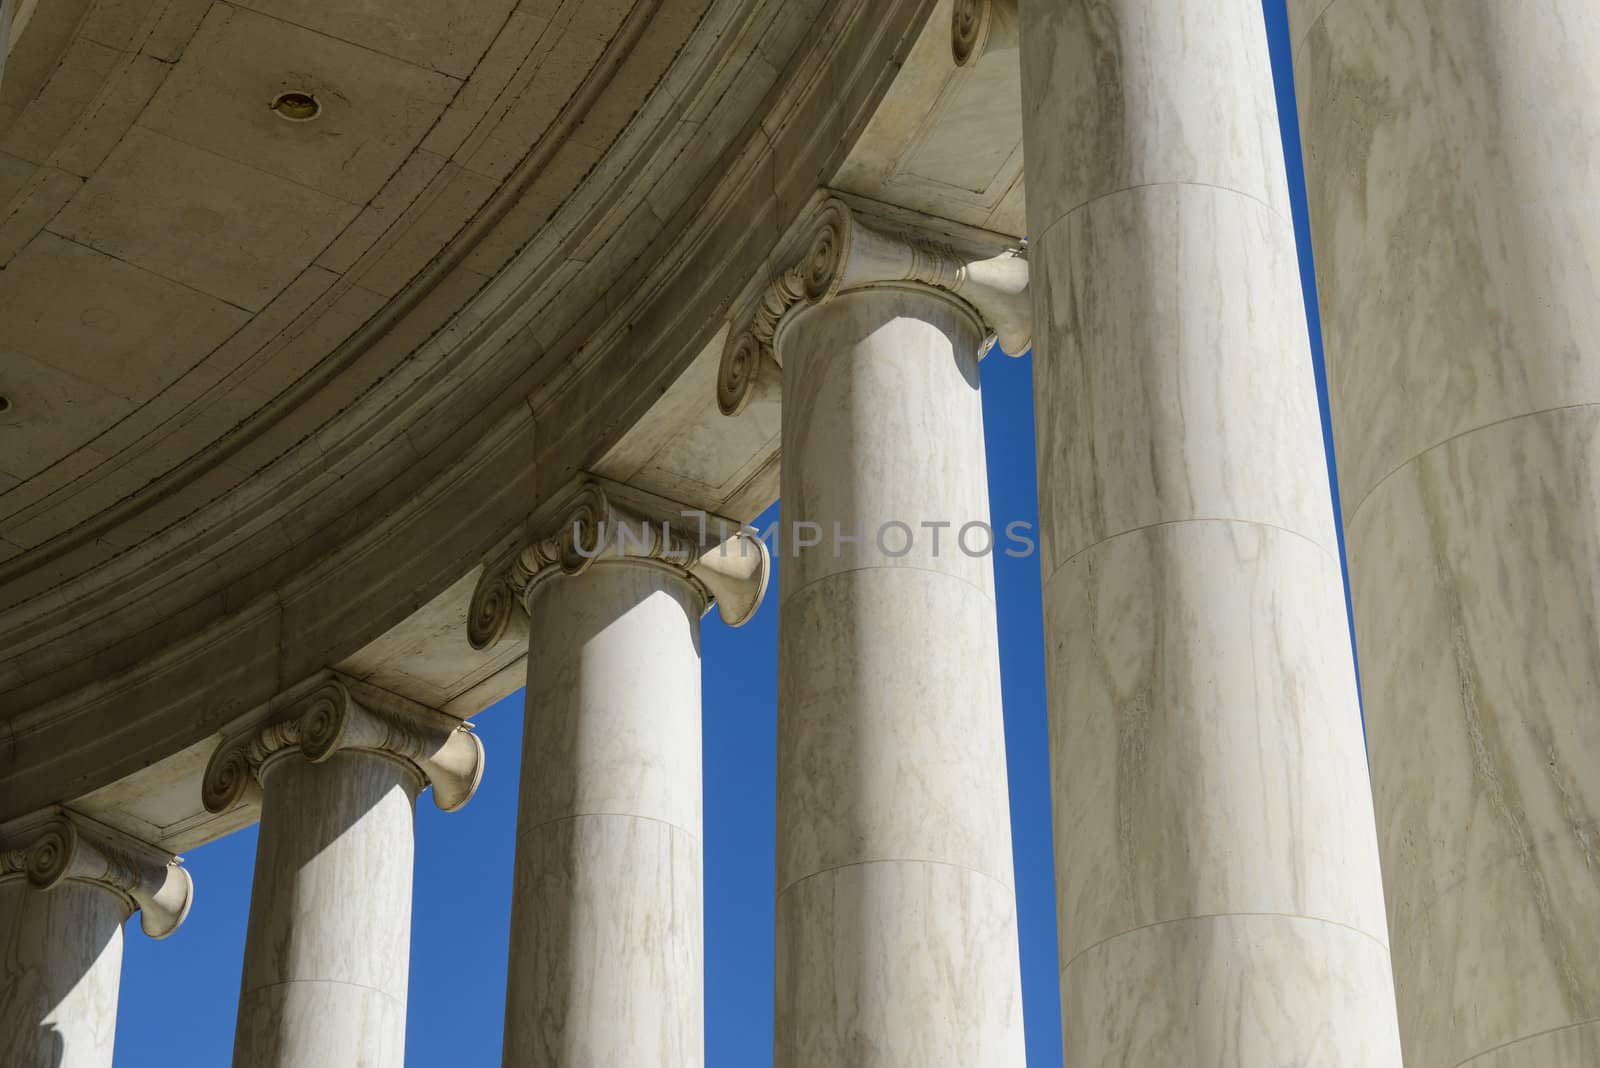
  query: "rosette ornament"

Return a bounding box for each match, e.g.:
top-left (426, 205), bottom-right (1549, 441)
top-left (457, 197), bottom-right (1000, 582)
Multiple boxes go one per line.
top-left (0, 809), bottom-right (192, 938)
top-left (716, 195), bottom-right (1030, 416)
top-left (202, 675), bottom-right (484, 816)
top-left (467, 478), bottom-right (771, 651)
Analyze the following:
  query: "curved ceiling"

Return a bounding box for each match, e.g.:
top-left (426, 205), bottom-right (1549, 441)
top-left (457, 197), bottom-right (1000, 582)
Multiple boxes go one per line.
top-left (0, 0), bottom-right (946, 819)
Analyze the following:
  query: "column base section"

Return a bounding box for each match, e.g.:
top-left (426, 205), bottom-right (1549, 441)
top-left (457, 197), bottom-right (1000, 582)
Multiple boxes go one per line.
top-left (774, 859), bottom-right (1025, 1068)
top-left (1061, 913), bottom-right (1401, 1067)
top-left (233, 981), bottom-right (405, 1068)
top-left (504, 813), bottom-right (703, 1067)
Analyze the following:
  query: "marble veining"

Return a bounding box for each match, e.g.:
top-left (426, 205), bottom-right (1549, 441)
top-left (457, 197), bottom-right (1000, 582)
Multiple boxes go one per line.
top-left (504, 814), bottom-right (704, 1067)
top-left (1045, 520), bottom-right (1389, 965)
top-left (1061, 913), bottom-right (1402, 1067)
top-left (233, 751), bottom-right (418, 1068)
top-left (773, 259), bottom-right (1025, 1064)
top-left (0, 880), bottom-right (126, 1068)
top-left (1296, 0), bottom-right (1600, 519)
top-left (1030, 181), bottom-right (1338, 578)
top-left (1019, 0), bottom-right (1292, 238)
top-left (775, 860), bottom-right (1025, 1068)
top-left (778, 288), bottom-right (995, 602)
top-left (507, 553), bottom-right (707, 1067)
top-left (1348, 405), bottom-right (1600, 1067)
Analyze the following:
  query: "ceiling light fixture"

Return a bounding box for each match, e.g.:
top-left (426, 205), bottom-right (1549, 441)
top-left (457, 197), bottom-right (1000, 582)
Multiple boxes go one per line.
top-left (270, 91), bottom-right (320, 122)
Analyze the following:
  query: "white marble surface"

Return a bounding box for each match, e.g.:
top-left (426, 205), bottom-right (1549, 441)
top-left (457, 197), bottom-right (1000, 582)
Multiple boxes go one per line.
top-left (776, 287), bottom-right (995, 599)
top-left (775, 860), bottom-right (1025, 1068)
top-left (1020, 2), bottom-right (1401, 1062)
top-left (777, 566), bottom-right (1014, 891)
top-left (1046, 521), bottom-right (1389, 964)
top-left (1348, 407), bottom-right (1600, 1068)
top-left (0, 879), bottom-right (127, 1068)
top-left (774, 282), bottom-right (1025, 1063)
top-left (504, 814), bottom-right (703, 1066)
top-left (1293, 5), bottom-right (1600, 1064)
top-left (233, 751), bottom-right (419, 1068)
top-left (506, 562), bottom-right (705, 1067)
top-left (1019, 0), bottom-right (1290, 237)
top-left (1030, 182), bottom-right (1337, 576)
top-left (1293, 0), bottom-right (1600, 517)
top-left (1062, 913), bottom-right (1402, 1067)
top-left (521, 566), bottom-right (703, 837)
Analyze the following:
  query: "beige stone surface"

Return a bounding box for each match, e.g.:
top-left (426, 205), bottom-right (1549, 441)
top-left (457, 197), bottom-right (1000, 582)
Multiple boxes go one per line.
top-left (1021, 1), bottom-right (1401, 1064)
top-left (233, 751), bottom-right (418, 1068)
top-left (774, 281), bottom-right (1025, 1065)
top-left (0, 879), bottom-right (126, 1068)
top-left (506, 562), bottom-right (706, 1066)
top-left (1292, 3), bottom-right (1600, 1064)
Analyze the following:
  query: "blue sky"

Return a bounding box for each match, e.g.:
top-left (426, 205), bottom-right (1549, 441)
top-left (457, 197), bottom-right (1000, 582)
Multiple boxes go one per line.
top-left (110, 5), bottom-right (1340, 1064)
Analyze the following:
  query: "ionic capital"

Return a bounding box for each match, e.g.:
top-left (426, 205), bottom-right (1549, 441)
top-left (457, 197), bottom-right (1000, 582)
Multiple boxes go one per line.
top-left (467, 478), bottom-right (770, 650)
top-left (0, 809), bottom-right (192, 939)
top-left (952, 0), bottom-right (1018, 67)
top-left (717, 195), bottom-right (1030, 416)
top-left (202, 675), bottom-right (484, 816)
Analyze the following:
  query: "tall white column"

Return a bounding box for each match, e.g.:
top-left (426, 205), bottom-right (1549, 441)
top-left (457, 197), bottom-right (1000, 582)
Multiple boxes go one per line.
top-left (1290, 3), bottom-right (1600, 1064)
top-left (1010, 0), bottom-right (1402, 1062)
top-left (0, 809), bottom-right (192, 1068)
top-left (723, 197), bottom-right (1029, 1067)
top-left (470, 481), bottom-right (768, 1067)
top-left (202, 675), bottom-right (483, 1068)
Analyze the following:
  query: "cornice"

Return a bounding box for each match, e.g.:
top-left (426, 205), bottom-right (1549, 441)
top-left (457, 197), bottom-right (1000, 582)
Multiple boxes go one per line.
top-left (467, 477), bottom-right (770, 651)
top-left (201, 674), bottom-right (484, 816)
top-left (716, 193), bottom-right (1030, 416)
top-left (0, 808), bottom-right (192, 939)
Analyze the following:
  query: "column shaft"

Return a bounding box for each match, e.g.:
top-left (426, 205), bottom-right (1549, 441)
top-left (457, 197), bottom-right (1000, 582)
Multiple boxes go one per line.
top-left (773, 285), bottom-right (1025, 1066)
top-left (0, 879), bottom-right (125, 1068)
top-left (233, 751), bottom-right (419, 1067)
top-left (504, 563), bottom-right (704, 1066)
top-left (1019, 0), bottom-right (1401, 1062)
top-left (1291, 2), bottom-right (1600, 1063)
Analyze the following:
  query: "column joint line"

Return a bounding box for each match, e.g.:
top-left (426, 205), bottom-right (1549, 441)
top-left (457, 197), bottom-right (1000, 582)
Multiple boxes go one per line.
top-left (776, 855), bottom-right (1015, 901)
top-left (1042, 514), bottom-right (1341, 590)
top-left (1033, 178), bottom-right (1293, 250)
top-left (514, 809), bottom-right (702, 846)
top-left (1452, 1016), bottom-right (1600, 1068)
top-left (240, 976), bottom-right (407, 1011)
top-left (1060, 910), bottom-right (1391, 976)
top-left (1345, 401), bottom-right (1600, 525)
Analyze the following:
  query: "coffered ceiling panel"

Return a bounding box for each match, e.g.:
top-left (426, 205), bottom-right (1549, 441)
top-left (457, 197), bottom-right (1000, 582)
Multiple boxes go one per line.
top-left (49, 125), bottom-right (359, 310)
top-left (142, 3), bottom-right (459, 204)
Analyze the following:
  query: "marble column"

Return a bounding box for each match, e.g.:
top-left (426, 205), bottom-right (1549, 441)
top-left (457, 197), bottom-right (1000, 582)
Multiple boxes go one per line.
top-left (202, 674), bottom-right (484, 1068)
top-left (1010, 0), bottom-right (1402, 1062)
top-left (1289, 3), bottom-right (1600, 1064)
top-left (720, 197), bottom-right (1030, 1066)
top-left (469, 480), bottom-right (768, 1067)
top-left (0, 809), bottom-right (193, 1068)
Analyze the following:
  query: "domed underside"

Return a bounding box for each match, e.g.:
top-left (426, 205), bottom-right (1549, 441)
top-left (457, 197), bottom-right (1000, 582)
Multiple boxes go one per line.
top-left (0, 0), bottom-right (1026, 847)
